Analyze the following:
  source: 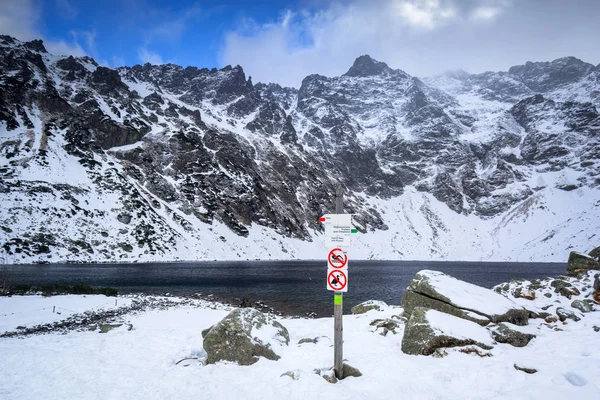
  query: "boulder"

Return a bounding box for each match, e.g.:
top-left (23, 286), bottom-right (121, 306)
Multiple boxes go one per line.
top-left (571, 300), bottom-right (594, 313)
top-left (401, 307), bottom-right (494, 356)
top-left (589, 246), bottom-right (600, 261)
top-left (567, 251), bottom-right (600, 274)
top-left (556, 307), bottom-right (581, 322)
top-left (202, 308), bottom-right (290, 365)
top-left (402, 270), bottom-right (528, 326)
top-left (488, 323), bottom-right (536, 347)
top-left (351, 300), bottom-right (387, 314)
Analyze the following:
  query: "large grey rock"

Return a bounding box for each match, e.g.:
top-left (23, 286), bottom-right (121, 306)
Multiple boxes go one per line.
top-left (567, 251), bottom-right (600, 274)
top-left (202, 308), bottom-right (290, 365)
top-left (402, 270), bottom-right (529, 326)
top-left (401, 307), bottom-right (494, 356)
top-left (488, 323), bottom-right (536, 347)
top-left (351, 300), bottom-right (387, 314)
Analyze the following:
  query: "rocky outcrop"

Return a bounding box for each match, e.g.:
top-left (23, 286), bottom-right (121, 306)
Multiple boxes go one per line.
top-left (401, 270), bottom-right (529, 326)
top-left (401, 307), bottom-right (494, 356)
top-left (202, 308), bottom-right (289, 365)
top-left (567, 251), bottom-right (600, 274)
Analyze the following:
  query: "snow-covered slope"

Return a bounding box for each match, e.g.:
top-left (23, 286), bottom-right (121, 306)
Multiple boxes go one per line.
top-left (1, 36), bottom-right (599, 263)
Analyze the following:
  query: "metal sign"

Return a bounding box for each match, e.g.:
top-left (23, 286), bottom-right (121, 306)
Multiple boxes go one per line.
top-left (327, 269), bottom-right (348, 292)
top-left (328, 248), bottom-right (348, 268)
top-left (320, 214), bottom-right (353, 248)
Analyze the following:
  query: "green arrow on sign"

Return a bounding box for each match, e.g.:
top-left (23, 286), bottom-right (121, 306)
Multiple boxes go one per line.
top-left (351, 228), bottom-right (358, 233)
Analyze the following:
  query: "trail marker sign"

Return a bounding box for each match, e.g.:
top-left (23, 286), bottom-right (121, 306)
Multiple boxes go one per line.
top-left (320, 214), bottom-right (352, 248)
top-left (327, 268), bottom-right (348, 292)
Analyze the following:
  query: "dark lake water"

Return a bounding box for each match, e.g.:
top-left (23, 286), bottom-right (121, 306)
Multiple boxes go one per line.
top-left (5, 260), bottom-right (567, 317)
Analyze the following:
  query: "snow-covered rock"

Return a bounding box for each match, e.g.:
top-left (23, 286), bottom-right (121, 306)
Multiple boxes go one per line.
top-left (351, 300), bottom-right (387, 314)
top-left (202, 308), bottom-right (289, 365)
top-left (402, 270), bottom-right (529, 326)
top-left (567, 251), bottom-right (600, 274)
top-left (401, 307), bottom-right (494, 355)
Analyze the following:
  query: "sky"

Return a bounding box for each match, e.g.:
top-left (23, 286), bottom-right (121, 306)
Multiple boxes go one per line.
top-left (1, 0), bottom-right (599, 87)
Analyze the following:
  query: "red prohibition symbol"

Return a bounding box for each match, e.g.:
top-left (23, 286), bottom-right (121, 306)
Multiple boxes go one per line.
top-left (328, 248), bottom-right (347, 268)
top-left (328, 270), bottom-right (347, 291)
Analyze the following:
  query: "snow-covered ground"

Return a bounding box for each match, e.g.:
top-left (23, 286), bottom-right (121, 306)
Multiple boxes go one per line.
top-left (1, 280), bottom-right (599, 400)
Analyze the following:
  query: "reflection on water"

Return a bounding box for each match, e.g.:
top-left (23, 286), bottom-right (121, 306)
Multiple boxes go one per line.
top-left (8, 260), bottom-right (566, 317)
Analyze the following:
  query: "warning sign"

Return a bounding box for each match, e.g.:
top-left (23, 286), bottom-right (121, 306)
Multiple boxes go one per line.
top-left (328, 248), bottom-right (347, 268)
top-left (327, 269), bottom-right (348, 292)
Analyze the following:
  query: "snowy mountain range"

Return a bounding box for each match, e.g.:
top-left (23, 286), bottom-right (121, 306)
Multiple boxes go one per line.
top-left (1, 35), bottom-right (599, 264)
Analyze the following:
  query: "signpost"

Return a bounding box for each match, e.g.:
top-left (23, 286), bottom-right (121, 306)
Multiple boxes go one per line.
top-left (319, 185), bottom-right (355, 379)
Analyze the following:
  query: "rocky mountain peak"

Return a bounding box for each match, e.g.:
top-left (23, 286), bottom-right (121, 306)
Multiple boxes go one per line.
top-left (24, 39), bottom-right (47, 53)
top-left (508, 56), bottom-right (595, 92)
top-left (343, 55), bottom-right (392, 77)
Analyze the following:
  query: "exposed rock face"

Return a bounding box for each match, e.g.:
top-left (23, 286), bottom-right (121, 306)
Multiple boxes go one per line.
top-left (401, 270), bottom-right (529, 326)
top-left (1, 34), bottom-right (600, 263)
top-left (401, 307), bottom-right (494, 355)
top-left (567, 251), bottom-right (600, 274)
top-left (202, 308), bottom-right (290, 365)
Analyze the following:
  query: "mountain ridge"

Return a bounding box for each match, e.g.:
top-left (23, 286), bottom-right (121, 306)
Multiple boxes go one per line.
top-left (1, 35), bottom-right (599, 263)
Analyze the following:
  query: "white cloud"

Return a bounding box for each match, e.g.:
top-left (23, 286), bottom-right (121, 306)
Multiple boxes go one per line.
top-left (0, 0), bottom-right (39, 41)
top-left (45, 39), bottom-right (86, 57)
top-left (394, 0), bottom-right (456, 30)
top-left (219, 0), bottom-right (518, 87)
top-left (137, 48), bottom-right (164, 65)
top-left (0, 0), bottom-right (88, 57)
top-left (470, 6), bottom-right (502, 21)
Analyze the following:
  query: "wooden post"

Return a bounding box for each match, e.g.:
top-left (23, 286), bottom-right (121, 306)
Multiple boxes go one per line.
top-left (334, 185), bottom-right (344, 379)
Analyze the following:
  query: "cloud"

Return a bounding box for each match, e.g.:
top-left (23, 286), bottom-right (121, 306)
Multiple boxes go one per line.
top-left (45, 38), bottom-right (86, 57)
top-left (393, 0), bottom-right (457, 30)
top-left (0, 0), bottom-right (39, 41)
top-left (0, 0), bottom-right (88, 57)
top-left (137, 47), bottom-right (164, 64)
top-left (470, 6), bottom-right (502, 21)
top-left (219, 0), bottom-right (517, 87)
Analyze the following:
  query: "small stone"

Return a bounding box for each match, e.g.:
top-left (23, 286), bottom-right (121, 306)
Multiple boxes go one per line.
top-left (298, 337), bottom-right (318, 344)
top-left (556, 307), bottom-right (581, 322)
top-left (99, 323), bottom-right (122, 333)
top-left (280, 370), bottom-right (299, 380)
top-left (342, 363), bottom-right (362, 378)
top-left (545, 316), bottom-right (558, 323)
top-left (514, 364), bottom-right (537, 374)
